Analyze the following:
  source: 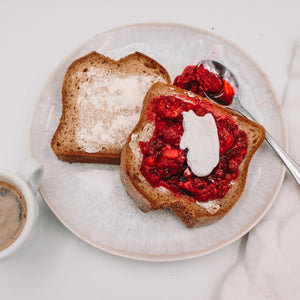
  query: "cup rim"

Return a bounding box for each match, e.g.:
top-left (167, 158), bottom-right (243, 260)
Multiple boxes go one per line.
top-left (0, 169), bottom-right (37, 259)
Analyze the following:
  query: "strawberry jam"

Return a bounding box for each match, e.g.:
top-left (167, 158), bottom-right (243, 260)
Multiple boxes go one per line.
top-left (174, 64), bottom-right (235, 105)
top-left (139, 94), bottom-right (248, 203)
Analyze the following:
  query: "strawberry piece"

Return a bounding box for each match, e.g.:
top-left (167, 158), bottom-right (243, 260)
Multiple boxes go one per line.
top-left (217, 125), bottom-right (234, 155)
top-left (178, 178), bottom-right (195, 193)
top-left (145, 156), bottom-right (156, 166)
top-left (216, 80), bottom-right (235, 105)
top-left (162, 122), bottom-right (183, 145)
top-left (162, 149), bottom-right (180, 159)
top-left (194, 177), bottom-right (208, 189)
top-left (156, 97), bottom-right (185, 119)
top-left (195, 65), bottom-right (223, 93)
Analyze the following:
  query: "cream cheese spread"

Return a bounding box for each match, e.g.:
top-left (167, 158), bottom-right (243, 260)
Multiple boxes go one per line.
top-left (180, 110), bottom-right (220, 177)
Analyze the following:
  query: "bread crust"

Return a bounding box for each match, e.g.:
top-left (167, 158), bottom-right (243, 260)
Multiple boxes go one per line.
top-left (51, 51), bottom-right (171, 164)
top-left (120, 82), bottom-right (266, 228)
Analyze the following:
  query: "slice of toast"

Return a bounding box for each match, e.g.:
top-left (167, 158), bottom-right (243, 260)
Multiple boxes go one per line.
top-left (120, 83), bottom-right (266, 228)
top-left (51, 51), bottom-right (171, 164)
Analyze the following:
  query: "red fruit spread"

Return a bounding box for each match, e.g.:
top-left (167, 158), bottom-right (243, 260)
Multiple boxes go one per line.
top-left (139, 94), bottom-right (248, 203)
top-left (173, 64), bottom-right (235, 105)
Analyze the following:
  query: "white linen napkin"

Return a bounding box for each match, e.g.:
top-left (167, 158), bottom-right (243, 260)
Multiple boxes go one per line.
top-left (219, 46), bottom-right (300, 300)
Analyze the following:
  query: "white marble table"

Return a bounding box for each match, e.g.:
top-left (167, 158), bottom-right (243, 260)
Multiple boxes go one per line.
top-left (0, 1), bottom-right (298, 299)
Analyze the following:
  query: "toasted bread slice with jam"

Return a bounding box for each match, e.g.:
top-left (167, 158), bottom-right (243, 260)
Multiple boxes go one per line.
top-left (120, 83), bottom-right (266, 228)
top-left (51, 51), bottom-right (171, 164)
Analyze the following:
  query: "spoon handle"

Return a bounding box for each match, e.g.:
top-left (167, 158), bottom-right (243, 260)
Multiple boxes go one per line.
top-left (235, 105), bottom-right (300, 185)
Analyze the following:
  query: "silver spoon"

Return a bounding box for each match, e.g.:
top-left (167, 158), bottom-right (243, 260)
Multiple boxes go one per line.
top-left (198, 60), bottom-right (300, 185)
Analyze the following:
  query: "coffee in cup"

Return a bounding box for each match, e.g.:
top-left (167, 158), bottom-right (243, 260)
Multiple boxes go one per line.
top-left (0, 181), bottom-right (27, 251)
top-left (0, 158), bottom-right (43, 259)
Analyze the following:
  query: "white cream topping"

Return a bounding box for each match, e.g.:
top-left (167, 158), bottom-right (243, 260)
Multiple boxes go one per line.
top-left (196, 200), bottom-right (220, 214)
top-left (180, 110), bottom-right (220, 177)
top-left (74, 68), bottom-right (161, 153)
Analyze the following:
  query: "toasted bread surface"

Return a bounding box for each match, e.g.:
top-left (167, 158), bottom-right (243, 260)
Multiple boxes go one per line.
top-left (120, 83), bottom-right (266, 228)
top-left (51, 51), bottom-right (171, 164)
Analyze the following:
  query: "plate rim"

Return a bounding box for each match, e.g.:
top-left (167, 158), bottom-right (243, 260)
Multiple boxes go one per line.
top-left (30, 22), bottom-right (287, 262)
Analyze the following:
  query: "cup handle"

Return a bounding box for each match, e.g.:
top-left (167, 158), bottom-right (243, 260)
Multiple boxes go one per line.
top-left (17, 158), bottom-right (44, 195)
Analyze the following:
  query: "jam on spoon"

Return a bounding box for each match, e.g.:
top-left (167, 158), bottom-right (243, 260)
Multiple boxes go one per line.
top-left (173, 64), bottom-right (235, 105)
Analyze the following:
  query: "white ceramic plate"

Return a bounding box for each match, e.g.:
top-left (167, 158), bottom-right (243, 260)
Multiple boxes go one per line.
top-left (30, 23), bottom-right (286, 261)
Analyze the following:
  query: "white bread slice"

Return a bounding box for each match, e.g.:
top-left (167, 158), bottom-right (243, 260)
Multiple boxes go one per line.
top-left (51, 51), bottom-right (171, 164)
top-left (120, 83), bottom-right (266, 228)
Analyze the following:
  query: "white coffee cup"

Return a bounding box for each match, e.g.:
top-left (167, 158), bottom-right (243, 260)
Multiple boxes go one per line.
top-left (0, 158), bottom-right (43, 260)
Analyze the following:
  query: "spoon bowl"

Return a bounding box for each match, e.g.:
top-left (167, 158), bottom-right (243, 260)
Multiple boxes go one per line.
top-left (198, 59), bottom-right (300, 185)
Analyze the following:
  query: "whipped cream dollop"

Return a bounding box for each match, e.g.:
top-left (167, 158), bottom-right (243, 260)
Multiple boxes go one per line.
top-left (180, 110), bottom-right (220, 177)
